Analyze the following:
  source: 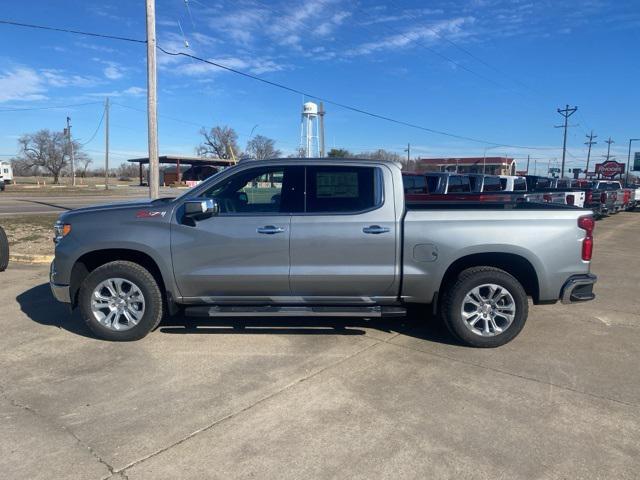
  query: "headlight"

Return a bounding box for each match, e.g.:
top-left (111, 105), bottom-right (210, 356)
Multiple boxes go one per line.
top-left (53, 221), bottom-right (71, 244)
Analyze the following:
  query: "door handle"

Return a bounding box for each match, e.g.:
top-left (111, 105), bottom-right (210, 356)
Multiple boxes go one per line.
top-left (257, 225), bottom-right (286, 235)
top-left (362, 225), bottom-right (390, 234)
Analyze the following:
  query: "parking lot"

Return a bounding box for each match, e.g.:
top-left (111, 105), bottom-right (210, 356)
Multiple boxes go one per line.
top-left (1, 211), bottom-right (639, 479)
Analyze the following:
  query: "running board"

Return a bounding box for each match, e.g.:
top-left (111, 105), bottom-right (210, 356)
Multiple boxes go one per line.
top-left (184, 305), bottom-right (407, 318)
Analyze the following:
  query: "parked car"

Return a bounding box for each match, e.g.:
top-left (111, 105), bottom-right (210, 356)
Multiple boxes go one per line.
top-left (523, 176), bottom-right (585, 208)
top-left (403, 172), bottom-right (515, 202)
top-left (0, 161), bottom-right (13, 186)
top-left (569, 180), bottom-right (605, 218)
top-left (50, 158), bottom-right (596, 348)
top-left (592, 180), bottom-right (623, 213)
top-left (625, 184), bottom-right (640, 210)
top-left (467, 174), bottom-right (503, 193)
top-left (499, 175), bottom-right (528, 192)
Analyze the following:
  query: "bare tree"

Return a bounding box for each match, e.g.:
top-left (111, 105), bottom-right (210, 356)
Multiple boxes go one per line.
top-left (76, 153), bottom-right (93, 178)
top-left (355, 149), bottom-right (402, 162)
top-left (287, 147), bottom-right (307, 158)
top-left (245, 135), bottom-right (281, 160)
top-left (327, 148), bottom-right (352, 158)
top-left (197, 126), bottom-right (241, 160)
top-left (16, 129), bottom-right (80, 184)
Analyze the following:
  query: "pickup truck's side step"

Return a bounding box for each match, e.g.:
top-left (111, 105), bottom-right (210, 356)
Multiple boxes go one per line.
top-left (184, 305), bottom-right (407, 318)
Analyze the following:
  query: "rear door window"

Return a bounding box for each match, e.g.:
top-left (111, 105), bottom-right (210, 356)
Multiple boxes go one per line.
top-left (305, 166), bottom-right (382, 213)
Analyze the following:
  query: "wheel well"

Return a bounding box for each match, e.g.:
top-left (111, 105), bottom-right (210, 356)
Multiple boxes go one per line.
top-left (70, 249), bottom-right (166, 308)
top-left (439, 253), bottom-right (540, 303)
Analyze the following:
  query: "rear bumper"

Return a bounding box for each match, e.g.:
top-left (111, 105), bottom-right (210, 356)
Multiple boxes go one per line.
top-left (560, 274), bottom-right (597, 304)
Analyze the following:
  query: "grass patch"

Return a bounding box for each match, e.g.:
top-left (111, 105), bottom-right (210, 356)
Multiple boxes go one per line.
top-left (0, 213), bottom-right (58, 256)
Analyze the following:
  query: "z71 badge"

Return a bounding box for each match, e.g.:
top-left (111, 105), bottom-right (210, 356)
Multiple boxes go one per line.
top-left (135, 210), bottom-right (167, 218)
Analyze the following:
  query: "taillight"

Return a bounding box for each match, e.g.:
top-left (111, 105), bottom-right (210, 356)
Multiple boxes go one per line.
top-left (600, 192), bottom-right (606, 203)
top-left (578, 215), bottom-right (594, 261)
top-left (586, 191), bottom-right (592, 203)
top-left (543, 193), bottom-right (552, 202)
top-left (566, 194), bottom-right (575, 205)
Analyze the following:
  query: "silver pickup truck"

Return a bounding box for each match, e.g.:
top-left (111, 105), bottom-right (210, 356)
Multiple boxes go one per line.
top-left (50, 158), bottom-right (596, 347)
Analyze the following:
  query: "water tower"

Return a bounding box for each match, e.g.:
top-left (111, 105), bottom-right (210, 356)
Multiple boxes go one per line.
top-left (300, 101), bottom-right (320, 158)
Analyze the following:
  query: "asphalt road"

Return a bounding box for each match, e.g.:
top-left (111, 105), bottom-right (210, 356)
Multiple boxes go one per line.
top-left (1, 212), bottom-right (639, 479)
top-left (0, 189), bottom-right (179, 215)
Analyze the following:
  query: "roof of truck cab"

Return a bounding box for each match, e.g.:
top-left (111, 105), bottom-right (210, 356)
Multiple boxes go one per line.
top-left (240, 157), bottom-right (403, 165)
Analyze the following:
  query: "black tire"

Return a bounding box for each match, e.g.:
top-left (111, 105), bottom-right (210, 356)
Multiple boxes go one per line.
top-left (440, 266), bottom-right (528, 348)
top-left (78, 260), bottom-right (164, 341)
top-left (0, 226), bottom-right (8, 272)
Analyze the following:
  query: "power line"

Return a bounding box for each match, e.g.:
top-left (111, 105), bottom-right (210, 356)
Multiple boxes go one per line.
top-left (0, 18), bottom-right (560, 151)
top-left (0, 101), bottom-right (102, 112)
top-left (79, 105), bottom-right (106, 146)
top-left (0, 19), bottom-right (146, 43)
top-left (156, 46), bottom-right (558, 150)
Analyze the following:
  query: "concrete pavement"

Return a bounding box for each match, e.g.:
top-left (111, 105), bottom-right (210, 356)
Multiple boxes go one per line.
top-left (1, 212), bottom-right (639, 479)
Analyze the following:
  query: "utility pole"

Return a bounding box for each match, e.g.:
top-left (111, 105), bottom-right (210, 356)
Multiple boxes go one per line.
top-left (525, 155), bottom-right (530, 174)
top-left (405, 143), bottom-right (411, 163)
top-left (584, 131), bottom-right (597, 178)
top-left (104, 97), bottom-right (110, 190)
top-left (533, 157), bottom-right (537, 176)
top-left (146, 0), bottom-right (159, 199)
top-left (555, 104), bottom-right (578, 179)
top-left (627, 139), bottom-right (640, 185)
top-left (66, 116), bottom-right (76, 186)
top-left (318, 102), bottom-right (325, 158)
top-left (604, 137), bottom-right (614, 161)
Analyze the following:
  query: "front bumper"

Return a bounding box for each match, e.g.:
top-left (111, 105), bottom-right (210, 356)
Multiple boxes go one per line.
top-left (560, 274), bottom-right (597, 304)
top-left (49, 261), bottom-right (70, 303)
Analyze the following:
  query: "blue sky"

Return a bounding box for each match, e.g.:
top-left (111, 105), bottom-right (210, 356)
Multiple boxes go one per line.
top-left (0, 0), bottom-right (639, 173)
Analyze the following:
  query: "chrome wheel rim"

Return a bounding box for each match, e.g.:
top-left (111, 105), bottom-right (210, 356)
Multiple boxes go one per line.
top-left (91, 278), bottom-right (145, 331)
top-left (460, 283), bottom-right (516, 337)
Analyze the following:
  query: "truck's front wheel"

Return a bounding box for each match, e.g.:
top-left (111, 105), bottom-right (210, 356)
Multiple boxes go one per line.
top-left (441, 267), bottom-right (528, 348)
top-left (79, 261), bottom-right (164, 341)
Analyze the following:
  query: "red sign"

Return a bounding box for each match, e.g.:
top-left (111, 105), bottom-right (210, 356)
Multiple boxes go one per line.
top-left (595, 161), bottom-right (625, 178)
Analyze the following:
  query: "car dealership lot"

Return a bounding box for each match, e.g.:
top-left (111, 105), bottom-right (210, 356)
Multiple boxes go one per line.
top-left (1, 213), bottom-right (639, 479)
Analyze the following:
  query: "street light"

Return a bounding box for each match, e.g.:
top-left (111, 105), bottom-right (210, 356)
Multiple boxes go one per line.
top-left (626, 138), bottom-right (640, 185)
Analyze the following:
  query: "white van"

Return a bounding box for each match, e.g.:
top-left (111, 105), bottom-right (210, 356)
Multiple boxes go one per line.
top-left (0, 162), bottom-right (13, 185)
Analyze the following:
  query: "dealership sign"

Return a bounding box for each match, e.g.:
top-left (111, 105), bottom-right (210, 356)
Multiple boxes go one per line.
top-left (634, 152), bottom-right (640, 171)
top-left (595, 161), bottom-right (625, 178)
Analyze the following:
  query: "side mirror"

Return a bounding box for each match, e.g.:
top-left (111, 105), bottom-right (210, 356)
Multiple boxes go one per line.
top-left (184, 199), bottom-right (219, 222)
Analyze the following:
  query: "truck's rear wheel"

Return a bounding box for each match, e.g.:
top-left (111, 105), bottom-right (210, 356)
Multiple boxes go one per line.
top-left (441, 267), bottom-right (528, 348)
top-left (78, 261), bottom-right (163, 341)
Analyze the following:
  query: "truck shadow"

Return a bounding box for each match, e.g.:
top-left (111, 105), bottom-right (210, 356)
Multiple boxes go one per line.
top-left (17, 283), bottom-right (461, 346)
top-left (16, 283), bottom-right (94, 338)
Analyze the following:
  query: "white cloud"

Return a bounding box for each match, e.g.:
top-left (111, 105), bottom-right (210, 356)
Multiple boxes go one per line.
top-left (87, 86), bottom-right (146, 98)
top-left (0, 68), bottom-right (46, 102)
top-left (41, 69), bottom-right (100, 88)
top-left (346, 17), bottom-right (475, 56)
top-left (178, 56), bottom-right (286, 77)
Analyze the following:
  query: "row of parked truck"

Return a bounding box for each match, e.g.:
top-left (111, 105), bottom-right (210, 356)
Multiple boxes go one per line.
top-left (402, 172), bottom-right (640, 218)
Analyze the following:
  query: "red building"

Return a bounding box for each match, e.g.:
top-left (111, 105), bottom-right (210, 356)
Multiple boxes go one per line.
top-left (414, 157), bottom-right (517, 175)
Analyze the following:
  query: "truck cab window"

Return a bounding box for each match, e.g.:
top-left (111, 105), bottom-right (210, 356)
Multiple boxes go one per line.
top-left (203, 166), bottom-right (304, 214)
top-left (305, 166), bottom-right (382, 213)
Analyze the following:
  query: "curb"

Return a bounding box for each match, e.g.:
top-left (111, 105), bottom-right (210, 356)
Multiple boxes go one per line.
top-left (9, 253), bottom-right (54, 264)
